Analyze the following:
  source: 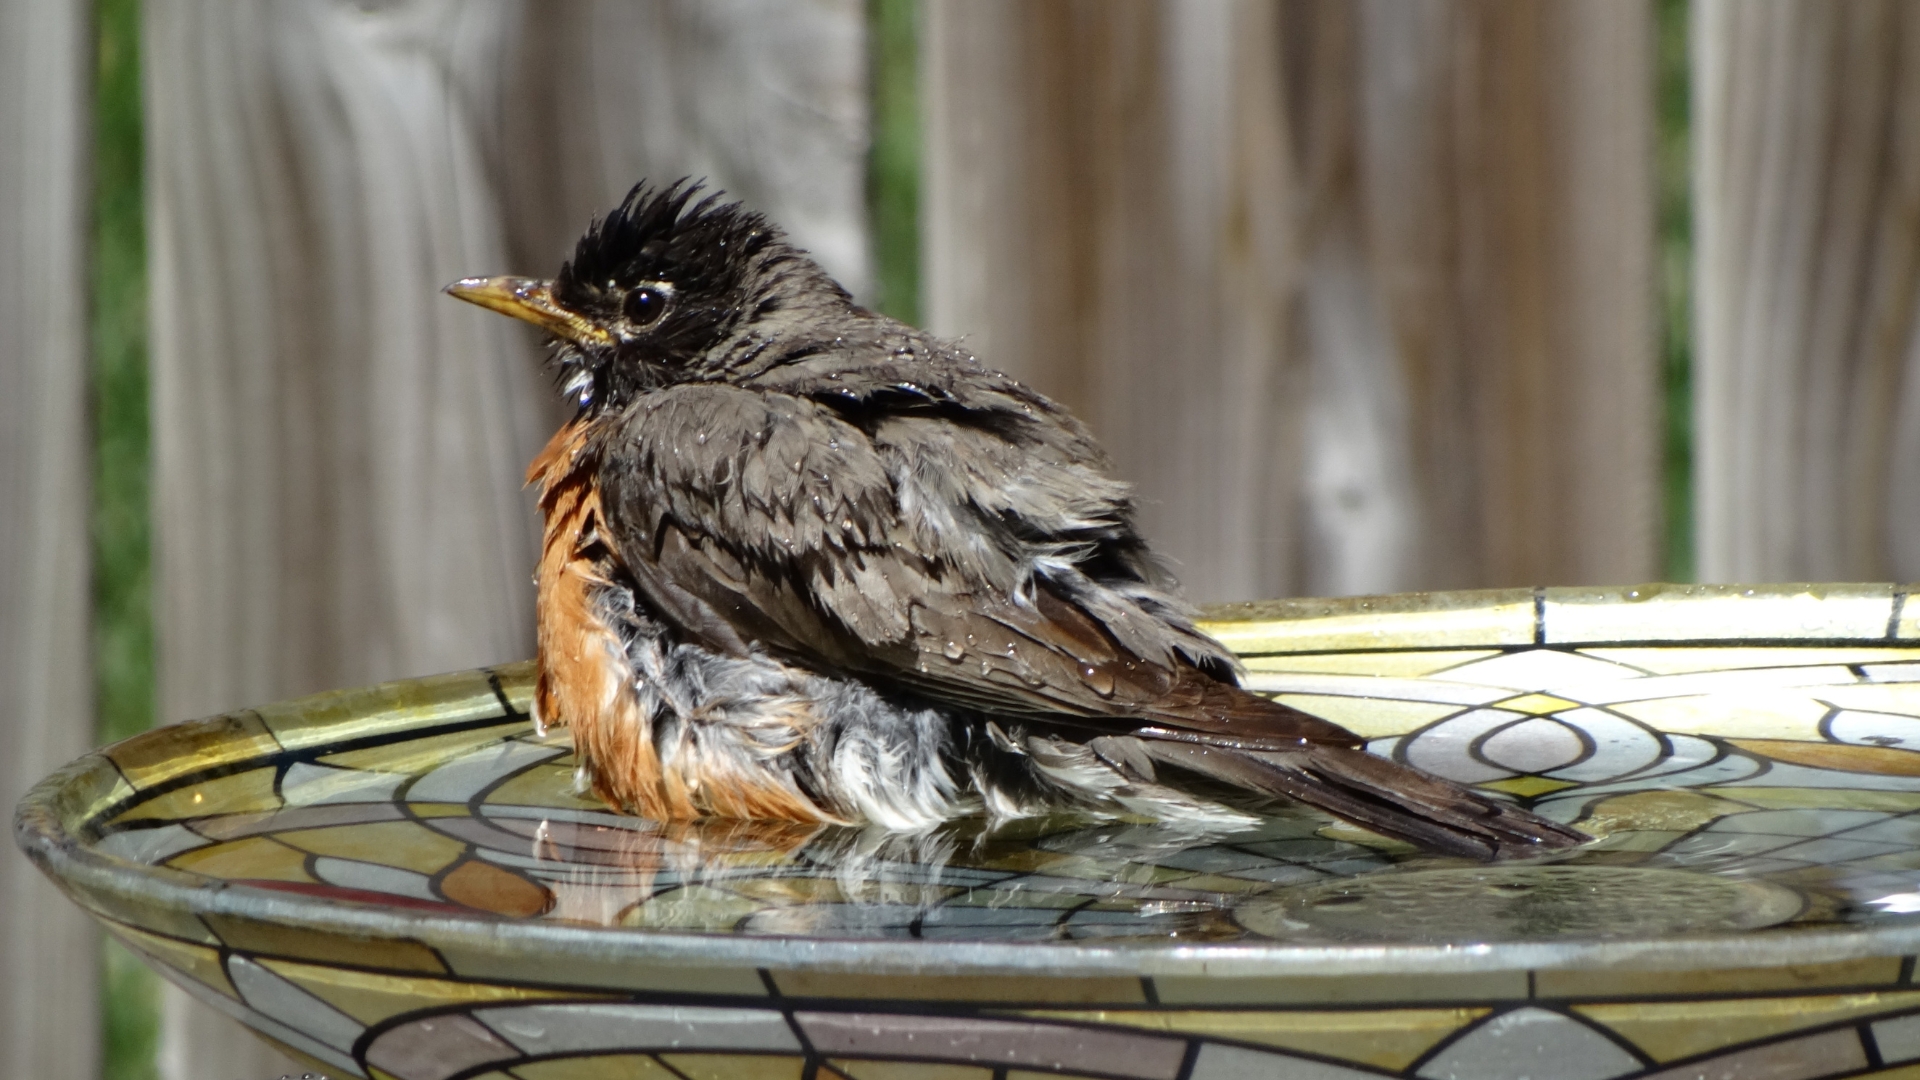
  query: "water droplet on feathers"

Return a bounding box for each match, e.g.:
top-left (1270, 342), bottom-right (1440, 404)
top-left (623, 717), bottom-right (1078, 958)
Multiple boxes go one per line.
top-left (943, 640), bottom-right (966, 660)
top-left (695, 431), bottom-right (708, 444)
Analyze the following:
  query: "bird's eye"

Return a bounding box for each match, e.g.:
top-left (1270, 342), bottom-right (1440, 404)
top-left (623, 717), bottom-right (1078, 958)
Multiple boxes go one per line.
top-left (624, 286), bottom-right (666, 327)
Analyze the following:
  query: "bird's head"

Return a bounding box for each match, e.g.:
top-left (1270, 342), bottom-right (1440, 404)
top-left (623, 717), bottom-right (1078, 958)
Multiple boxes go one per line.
top-left (446, 180), bottom-right (846, 413)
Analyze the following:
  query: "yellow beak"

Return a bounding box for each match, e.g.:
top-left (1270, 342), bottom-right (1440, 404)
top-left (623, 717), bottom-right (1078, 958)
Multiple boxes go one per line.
top-left (443, 276), bottom-right (613, 348)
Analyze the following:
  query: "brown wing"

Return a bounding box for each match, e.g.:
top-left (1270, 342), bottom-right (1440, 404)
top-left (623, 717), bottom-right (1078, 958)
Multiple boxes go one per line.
top-left (590, 382), bottom-right (1358, 750)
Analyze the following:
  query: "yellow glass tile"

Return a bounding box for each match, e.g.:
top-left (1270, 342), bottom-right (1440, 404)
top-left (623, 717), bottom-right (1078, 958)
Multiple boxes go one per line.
top-left (829, 1060), bottom-right (992, 1080)
top-left (1537, 957), bottom-right (1903, 998)
top-left (1200, 591), bottom-right (1537, 653)
top-left (105, 711), bottom-right (282, 791)
top-left (1704, 787), bottom-right (1920, 812)
top-left (1008, 1074), bottom-right (1105, 1080)
top-left (1017, 1008), bottom-right (1487, 1071)
top-left (1480, 776), bottom-right (1578, 797)
top-left (112, 766), bottom-right (282, 824)
top-left (1239, 651), bottom-right (1502, 678)
top-left (1581, 790), bottom-right (1753, 834)
top-left (1153, 970), bottom-right (1528, 1005)
top-left (770, 972), bottom-right (1146, 1004)
top-left (1265, 694), bottom-right (1464, 738)
top-left (1576, 990), bottom-right (1920, 1062)
top-left (433, 941), bottom-right (768, 995)
top-left (275, 819), bottom-right (467, 874)
top-left (514, 1057), bottom-right (678, 1080)
top-left (107, 922), bottom-right (235, 999)
top-left (1608, 693), bottom-right (1830, 740)
top-left (1542, 584), bottom-right (1896, 644)
top-left (319, 724), bottom-right (519, 774)
top-left (493, 658), bottom-right (537, 712)
top-left (659, 1054), bottom-right (805, 1080)
top-left (201, 914), bottom-right (448, 973)
top-left (257, 667), bottom-right (508, 752)
top-left (1492, 693), bottom-right (1581, 715)
top-left (256, 956), bottom-right (595, 1024)
top-left (1582, 647), bottom-right (1920, 675)
top-left (407, 802), bottom-right (472, 817)
top-left (1729, 738), bottom-right (1920, 776)
top-left (483, 763), bottom-right (609, 810)
top-left (168, 836), bottom-right (313, 883)
top-left (1809, 683), bottom-right (1920, 714)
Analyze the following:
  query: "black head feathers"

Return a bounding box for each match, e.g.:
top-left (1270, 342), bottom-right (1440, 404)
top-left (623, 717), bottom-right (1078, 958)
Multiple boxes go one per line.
top-left (553, 180), bottom-right (776, 314)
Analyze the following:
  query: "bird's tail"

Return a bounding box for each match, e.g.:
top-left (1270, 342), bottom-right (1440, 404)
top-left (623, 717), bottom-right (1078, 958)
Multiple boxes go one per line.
top-left (1140, 740), bottom-right (1588, 861)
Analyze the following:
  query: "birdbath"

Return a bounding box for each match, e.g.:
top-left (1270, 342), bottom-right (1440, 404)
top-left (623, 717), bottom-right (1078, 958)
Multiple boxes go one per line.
top-left (22, 583), bottom-right (1920, 1080)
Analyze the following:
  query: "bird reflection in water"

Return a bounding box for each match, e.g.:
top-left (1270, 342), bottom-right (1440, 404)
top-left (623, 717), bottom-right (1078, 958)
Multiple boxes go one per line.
top-left (509, 811), bottom-right (1283, 940)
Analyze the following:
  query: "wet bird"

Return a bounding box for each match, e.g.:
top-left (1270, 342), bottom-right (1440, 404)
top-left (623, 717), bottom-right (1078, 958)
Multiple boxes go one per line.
top-left (447, 181), bottom-right (1586, 860)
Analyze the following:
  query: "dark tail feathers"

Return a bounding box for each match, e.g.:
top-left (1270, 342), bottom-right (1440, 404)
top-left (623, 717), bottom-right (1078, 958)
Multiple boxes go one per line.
top-left (1141, 740), bottom-right (1589, 861)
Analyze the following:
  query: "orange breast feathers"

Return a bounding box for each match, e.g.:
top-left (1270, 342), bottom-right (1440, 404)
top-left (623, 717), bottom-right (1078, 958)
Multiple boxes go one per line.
top-left (526, 423), bottom-right (687, 819)
top-left (524, 422), bottom-right (833, 824)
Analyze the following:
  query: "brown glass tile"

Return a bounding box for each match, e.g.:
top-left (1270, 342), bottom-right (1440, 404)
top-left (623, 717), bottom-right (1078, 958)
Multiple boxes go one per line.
top-left (438, 857), bottom-right (553, 917)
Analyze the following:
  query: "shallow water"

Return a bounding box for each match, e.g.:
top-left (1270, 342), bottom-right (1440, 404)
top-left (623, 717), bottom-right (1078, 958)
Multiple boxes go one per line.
top-left (89, 711), bottom-right (1920, 947)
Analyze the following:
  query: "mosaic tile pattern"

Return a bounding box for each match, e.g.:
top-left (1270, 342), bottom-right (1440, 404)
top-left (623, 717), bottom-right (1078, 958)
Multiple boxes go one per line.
top-left (26, 584), bottom-right (1920, 1080)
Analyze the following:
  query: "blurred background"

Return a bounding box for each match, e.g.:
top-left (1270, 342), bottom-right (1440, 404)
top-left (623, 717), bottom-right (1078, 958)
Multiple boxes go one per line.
top-left (3, 0), bottom-right (1917, 1076)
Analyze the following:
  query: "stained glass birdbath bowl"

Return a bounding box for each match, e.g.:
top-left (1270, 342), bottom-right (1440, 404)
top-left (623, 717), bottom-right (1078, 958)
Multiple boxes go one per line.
top-left (27, 585), bottom-right (1920, 1080)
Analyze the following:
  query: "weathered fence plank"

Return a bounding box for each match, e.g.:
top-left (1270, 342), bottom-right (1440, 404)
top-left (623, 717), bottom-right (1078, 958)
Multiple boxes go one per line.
top-left (924, 0), bottom-right (1660, 600)
top-left (144, 1), bottom-right (868, 1074)
top-left (1694, 0), bottom-right (1920, 582)
top-left (0, 6), bottom-right (101, 1079)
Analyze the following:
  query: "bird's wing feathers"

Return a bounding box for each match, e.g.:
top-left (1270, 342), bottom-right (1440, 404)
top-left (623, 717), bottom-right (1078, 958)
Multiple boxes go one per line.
top-left (591, 380), bottom-right (1357, 749)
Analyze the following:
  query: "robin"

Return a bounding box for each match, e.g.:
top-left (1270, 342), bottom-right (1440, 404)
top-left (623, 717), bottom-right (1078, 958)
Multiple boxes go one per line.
top-left (447, 181), bottom-right (1586, 860)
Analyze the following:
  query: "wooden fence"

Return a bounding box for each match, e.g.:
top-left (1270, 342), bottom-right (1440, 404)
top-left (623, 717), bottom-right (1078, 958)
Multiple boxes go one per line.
top-left (5, 0), bottom-right (1920, 1074)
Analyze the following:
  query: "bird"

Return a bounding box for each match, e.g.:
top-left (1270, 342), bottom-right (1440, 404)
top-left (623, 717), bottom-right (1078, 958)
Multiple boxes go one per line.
top-left (446, 180), bottom-right (1587, 861)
